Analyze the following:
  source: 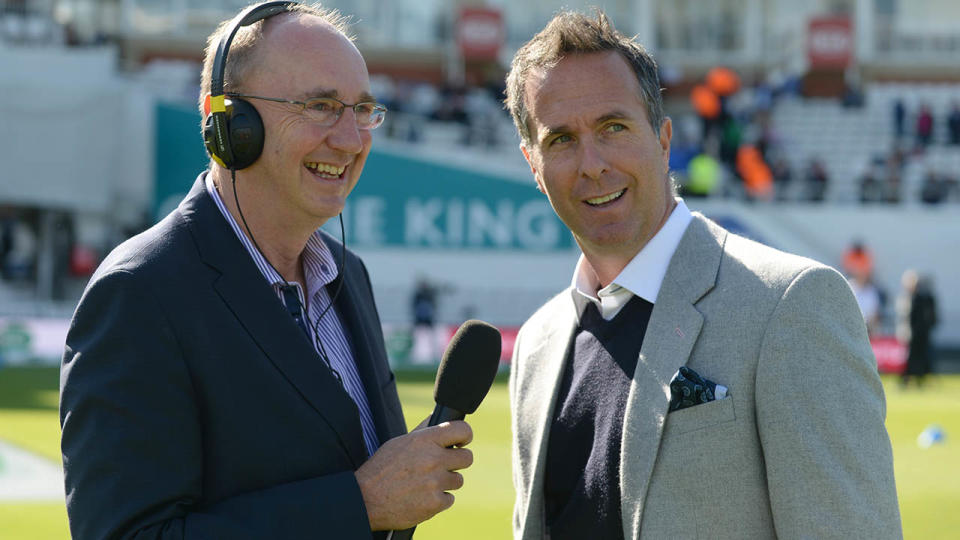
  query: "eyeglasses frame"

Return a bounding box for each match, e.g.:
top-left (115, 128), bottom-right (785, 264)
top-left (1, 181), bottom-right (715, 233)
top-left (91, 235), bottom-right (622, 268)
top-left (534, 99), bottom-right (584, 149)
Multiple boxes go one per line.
top-left (225, 92), bottom-right (387, 130)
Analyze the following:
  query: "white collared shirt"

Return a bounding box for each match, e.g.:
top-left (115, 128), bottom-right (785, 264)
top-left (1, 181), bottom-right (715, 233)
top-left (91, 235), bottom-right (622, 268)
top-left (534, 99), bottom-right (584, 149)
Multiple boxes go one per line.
top-left (571, 199), bottom-right (693, 320)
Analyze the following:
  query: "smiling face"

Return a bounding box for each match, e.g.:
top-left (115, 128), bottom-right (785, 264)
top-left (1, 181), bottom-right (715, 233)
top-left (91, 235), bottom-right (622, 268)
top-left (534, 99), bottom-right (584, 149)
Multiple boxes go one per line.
top-left (521, 51), bottom-right (674, 267)
top-left (238, 13), bottom-right (373, 230)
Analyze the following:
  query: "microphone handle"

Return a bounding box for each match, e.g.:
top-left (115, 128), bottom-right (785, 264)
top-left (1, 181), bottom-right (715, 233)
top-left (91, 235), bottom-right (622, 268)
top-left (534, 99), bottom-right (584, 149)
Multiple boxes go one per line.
top-left (387, 405), bottom-right (467, 540)
top-left (428, 405), bottom-right (465, 426)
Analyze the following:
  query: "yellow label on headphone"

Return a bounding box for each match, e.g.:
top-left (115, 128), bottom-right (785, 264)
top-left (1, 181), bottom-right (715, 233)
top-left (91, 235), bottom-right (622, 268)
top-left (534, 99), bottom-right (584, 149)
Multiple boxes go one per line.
top-left (209, 94), bottom-right (227, 114)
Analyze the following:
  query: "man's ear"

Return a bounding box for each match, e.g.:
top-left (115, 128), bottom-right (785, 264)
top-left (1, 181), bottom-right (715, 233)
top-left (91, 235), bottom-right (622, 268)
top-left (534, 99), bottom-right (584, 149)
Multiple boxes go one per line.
top-left (520, 143), bottom-right (545, 193)
top-left (659, 116), bottom-right (673, 162)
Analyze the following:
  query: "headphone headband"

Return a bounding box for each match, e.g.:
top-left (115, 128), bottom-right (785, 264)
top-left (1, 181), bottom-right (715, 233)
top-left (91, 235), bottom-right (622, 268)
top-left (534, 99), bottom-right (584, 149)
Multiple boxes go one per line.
top-left (205, 1), bottom-right (299, 170)
top-left (210, 1), bottom-right (299, 100)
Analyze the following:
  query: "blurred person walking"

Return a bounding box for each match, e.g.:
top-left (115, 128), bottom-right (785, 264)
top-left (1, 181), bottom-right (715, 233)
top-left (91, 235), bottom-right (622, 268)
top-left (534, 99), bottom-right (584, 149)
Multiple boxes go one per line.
top-left (504, 10), bottom-right (900, 540)
top-left (410, 277), bottom-right (441, 364)
top-left (59, 3), bottom-right (473, 539)
top-left (898, 270), bottom-right (939, 388)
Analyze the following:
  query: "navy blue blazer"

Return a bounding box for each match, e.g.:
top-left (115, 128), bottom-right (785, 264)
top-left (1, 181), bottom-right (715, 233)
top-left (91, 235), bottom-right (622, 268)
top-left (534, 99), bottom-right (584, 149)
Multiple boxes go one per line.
top-left (60, 176), bottom-right (407, 539)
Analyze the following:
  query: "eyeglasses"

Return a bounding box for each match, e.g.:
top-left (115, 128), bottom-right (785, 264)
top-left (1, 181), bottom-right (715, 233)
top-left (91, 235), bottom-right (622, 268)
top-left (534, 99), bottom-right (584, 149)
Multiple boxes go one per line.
top-left (226, 92), bottom-right (387, 130)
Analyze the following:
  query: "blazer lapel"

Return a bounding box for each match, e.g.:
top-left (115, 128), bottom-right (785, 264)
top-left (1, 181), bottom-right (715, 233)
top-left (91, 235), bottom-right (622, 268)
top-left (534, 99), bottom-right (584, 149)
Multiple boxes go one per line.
top-left (620, 214), bottom-right (726, 539)
top-left (517, 292), bottom-right (577, 537)
top-left (181, 177), bottom-right (368, 468)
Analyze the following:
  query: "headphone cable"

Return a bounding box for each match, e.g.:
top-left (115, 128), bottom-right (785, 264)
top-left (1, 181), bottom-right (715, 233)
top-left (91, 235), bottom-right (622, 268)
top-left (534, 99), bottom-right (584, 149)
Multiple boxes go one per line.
top-left (230, 169), bottom-right (347, 384)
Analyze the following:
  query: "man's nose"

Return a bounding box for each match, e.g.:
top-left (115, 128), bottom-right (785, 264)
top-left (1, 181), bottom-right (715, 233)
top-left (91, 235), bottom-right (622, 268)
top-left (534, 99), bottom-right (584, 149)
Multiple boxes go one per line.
top-left (578, 137), bottom-right (609, 180)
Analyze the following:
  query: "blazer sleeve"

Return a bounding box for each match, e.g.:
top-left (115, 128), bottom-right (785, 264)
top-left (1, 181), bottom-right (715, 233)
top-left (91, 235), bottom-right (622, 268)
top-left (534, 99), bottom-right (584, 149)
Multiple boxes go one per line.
top-left (754, 265), bottom-right (902, 538)
top-left (509, 325), bottom-right (524, 536)
top-left (60, 269), bottom-right (374, 540)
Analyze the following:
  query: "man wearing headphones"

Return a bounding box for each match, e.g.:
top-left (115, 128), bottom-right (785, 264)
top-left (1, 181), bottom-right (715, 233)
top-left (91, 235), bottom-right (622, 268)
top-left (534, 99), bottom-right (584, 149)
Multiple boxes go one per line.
top-left (59, 3), bottom-right (472, 539)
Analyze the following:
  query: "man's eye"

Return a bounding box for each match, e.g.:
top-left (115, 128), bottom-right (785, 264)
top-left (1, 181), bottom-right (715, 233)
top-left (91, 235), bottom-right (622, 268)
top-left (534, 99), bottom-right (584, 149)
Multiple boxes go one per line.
top-left (549, 134), bottom-right (572, 146)
top-left (605, 123), bottom-right (626, 133)
top-left (355, 103), bottom-right (377, 116)
top-left (309, 100), bottom-right (336, 113)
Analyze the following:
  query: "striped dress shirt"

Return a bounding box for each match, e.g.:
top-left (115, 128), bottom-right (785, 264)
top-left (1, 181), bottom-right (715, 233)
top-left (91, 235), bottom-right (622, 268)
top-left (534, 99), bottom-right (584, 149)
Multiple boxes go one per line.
top-left (204, 173), bottom-right (380, 456)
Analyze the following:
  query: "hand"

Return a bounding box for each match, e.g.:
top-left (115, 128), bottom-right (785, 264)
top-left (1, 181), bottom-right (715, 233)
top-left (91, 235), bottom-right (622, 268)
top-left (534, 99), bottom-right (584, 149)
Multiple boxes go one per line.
top-left (355, 420), bottom-right (474, 530)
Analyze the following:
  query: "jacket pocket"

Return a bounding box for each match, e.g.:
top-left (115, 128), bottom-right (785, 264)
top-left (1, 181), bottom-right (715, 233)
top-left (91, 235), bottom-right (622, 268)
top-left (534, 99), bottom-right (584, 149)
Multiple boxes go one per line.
top-left (664, 396), bottom-right (736, 435)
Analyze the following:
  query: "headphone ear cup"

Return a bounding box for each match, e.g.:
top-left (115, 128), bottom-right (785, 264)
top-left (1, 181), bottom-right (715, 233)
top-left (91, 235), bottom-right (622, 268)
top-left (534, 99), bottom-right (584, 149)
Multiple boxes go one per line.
top-left (225, 98), bottom-right (265, 170)
top-left (202, 112), bottom-right (228, 167)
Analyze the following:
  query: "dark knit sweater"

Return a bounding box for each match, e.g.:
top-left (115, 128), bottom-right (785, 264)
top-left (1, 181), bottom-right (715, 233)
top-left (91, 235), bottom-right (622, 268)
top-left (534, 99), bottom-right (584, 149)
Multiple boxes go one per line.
top-left (544, 295), bottom-right (653, 539)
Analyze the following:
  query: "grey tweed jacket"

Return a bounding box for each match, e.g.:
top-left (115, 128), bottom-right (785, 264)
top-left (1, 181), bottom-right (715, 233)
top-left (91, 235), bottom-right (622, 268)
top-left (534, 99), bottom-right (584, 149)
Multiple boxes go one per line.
top-left (510, 213), bottom-right (901, 539)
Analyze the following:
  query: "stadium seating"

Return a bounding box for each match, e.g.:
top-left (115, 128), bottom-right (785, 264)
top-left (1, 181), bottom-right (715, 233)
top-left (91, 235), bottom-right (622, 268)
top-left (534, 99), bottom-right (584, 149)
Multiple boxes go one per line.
top-left (771, 83), bottom-right (960, 203)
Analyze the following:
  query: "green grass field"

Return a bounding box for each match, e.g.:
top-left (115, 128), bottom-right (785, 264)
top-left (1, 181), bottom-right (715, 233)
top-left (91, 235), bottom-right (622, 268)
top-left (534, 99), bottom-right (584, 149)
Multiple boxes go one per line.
top-left (1, 367), bottom-right (957, 539)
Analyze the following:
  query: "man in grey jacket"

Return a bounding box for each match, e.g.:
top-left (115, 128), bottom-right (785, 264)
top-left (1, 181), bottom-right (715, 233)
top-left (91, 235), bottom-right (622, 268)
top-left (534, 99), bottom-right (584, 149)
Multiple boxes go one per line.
top-left (505, 10), bottom-right (901, 539)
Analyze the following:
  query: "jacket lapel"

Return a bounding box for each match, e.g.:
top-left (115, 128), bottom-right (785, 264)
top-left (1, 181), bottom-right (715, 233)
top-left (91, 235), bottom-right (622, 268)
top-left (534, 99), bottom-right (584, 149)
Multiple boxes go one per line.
top-left (517, 293), bottom-right (578, 537)
top-left (620, 214), bottom-right (726, 539)
top-left (181, 176), bottom-right (368, 468)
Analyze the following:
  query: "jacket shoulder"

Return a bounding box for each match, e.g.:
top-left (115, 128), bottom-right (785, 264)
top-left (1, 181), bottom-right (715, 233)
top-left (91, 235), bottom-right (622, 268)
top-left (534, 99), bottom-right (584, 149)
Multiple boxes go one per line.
top-left (711, 218), bottom-right (838, 292)
top-left (88, 210), bottom-right (196, 288)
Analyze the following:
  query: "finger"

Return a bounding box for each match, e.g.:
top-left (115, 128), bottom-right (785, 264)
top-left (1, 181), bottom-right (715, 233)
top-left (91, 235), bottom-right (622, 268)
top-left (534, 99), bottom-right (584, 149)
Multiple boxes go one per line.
top-left (431, 420), bottom-right (473, 448)
top-left (441, 471), bottom-right (465, 491)
top-left (444, 447), bottom-right (473, 471)
top-left (438, 491), bottom-right (455, 513)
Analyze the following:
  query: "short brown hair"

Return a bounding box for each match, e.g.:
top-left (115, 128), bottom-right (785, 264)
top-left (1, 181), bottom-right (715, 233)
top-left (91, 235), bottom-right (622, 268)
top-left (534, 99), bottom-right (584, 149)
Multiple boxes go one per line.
top-left (197, 2), bottom-right (352, 117)
top-left (504, 10), bottom-right (664, 145)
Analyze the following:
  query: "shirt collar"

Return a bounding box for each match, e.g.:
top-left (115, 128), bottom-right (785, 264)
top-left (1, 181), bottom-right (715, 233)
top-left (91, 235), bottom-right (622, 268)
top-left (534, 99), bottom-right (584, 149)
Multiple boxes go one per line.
top-left (571, 198), bottom-right (692, 320)
top-left (203, 171), bottom-right (339, 298)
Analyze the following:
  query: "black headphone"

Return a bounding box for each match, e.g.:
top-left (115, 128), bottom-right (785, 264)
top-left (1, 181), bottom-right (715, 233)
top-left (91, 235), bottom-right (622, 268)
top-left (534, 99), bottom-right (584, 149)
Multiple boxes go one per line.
top-left (203, 1), bottom-right (298, 170)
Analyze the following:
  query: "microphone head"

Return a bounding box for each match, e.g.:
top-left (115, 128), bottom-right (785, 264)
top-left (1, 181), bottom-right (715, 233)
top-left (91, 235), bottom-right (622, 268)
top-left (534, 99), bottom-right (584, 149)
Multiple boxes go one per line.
top-left (434, 320), bottom-right (502, 414)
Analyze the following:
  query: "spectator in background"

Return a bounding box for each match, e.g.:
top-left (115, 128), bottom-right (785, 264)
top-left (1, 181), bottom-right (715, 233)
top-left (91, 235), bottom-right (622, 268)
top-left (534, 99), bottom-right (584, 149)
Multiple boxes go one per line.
top-left (843, 241), bottom-right (874, 279)
top-left (718, 111), bottom-right (742, 168)
top-left (920, 170), bottom-right (947, 204)
top-left (683, 150), bottom-right (722, 198)
top-left (410, 277), bottom-right (439, 364)
top-left (947, 101), bottom-right (960, 146)
top-left (915, 103), bottom-right (934, 149)
top-left (943, 172), bottom-right (960, 202)
top-left (770, 154), bottom-right (793, 201)
top-left (0, 212), bottom-right (13, 277)
top-left (410, 277), bottom-right (453, 364)
top-left (843, 240), bottom-right (881, 336)
top-left (893, 98), bottom-right (906, 139)
top-left (882, 172), bottom-right (902, 204)
top-left (3, 219), bottom-right (36, 282)
top-left (859, 166), bottom-right (884, 203)
top-left (898, 271), bottom-right (938, 388)
top-left (411, 277), bottom-right (438, 329)
top-left (841, 67), bottom-right (864, 108)
top-left (804, 157), bottom-right (829, 202)
top-left (882, 150), bottom-right (904, 204)
top-left (736, 143), bottom-right (773, 201)
top-left (848, 272), bottom-right (881, 337)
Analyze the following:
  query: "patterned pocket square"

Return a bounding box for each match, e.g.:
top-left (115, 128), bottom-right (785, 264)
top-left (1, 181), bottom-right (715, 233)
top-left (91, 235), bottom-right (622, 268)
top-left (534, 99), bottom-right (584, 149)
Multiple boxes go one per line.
top-left (669, 366), bottom-right (728, 412)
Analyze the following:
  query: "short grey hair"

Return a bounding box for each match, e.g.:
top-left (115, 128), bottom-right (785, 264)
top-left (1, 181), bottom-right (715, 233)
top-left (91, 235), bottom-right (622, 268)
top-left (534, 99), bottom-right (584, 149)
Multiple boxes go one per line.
top-left (504, 10), bottom-right (664, 145)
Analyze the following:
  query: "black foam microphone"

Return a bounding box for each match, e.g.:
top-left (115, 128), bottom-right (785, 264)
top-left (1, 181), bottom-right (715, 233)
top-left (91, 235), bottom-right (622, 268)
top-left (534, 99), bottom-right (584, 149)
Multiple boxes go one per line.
top-left (429, 319), bottom-right (503, 426)
top-left (388, 320), bottom-right (502, 540)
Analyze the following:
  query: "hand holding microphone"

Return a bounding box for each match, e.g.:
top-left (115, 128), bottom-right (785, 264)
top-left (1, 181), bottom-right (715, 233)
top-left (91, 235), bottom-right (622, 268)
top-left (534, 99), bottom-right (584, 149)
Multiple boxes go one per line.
top-left (355, 320), bottom-right (502, 534)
